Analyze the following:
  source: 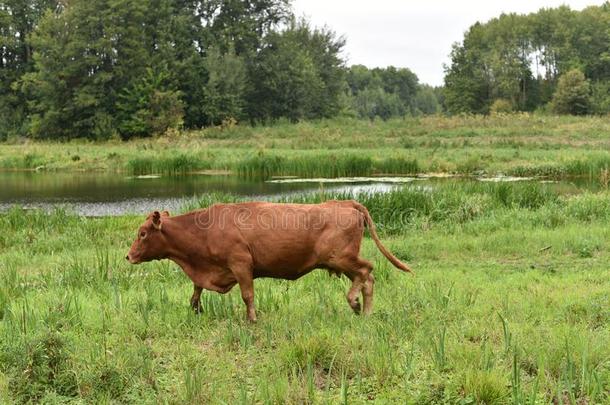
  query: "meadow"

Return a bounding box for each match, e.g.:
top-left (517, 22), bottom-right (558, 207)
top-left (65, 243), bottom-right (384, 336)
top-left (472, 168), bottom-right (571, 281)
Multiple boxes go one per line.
top-left (0, 181), bottom-right (609, 404)
top-left (2, 114), bottom-right (610, 179)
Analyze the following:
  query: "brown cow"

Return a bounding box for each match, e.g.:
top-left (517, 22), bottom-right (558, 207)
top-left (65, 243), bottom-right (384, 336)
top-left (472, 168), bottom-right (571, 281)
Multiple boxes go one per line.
top-left (126, 200), bottom-right (412, 321)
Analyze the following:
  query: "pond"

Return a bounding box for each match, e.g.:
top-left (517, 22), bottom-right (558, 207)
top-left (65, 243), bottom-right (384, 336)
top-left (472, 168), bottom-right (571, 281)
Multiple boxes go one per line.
top-left (0, 171), bottom-right (600, 216)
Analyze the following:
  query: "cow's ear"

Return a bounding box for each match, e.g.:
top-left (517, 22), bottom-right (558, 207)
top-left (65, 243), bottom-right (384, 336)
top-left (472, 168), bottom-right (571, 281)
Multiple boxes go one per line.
top-left (161, 210), bottom-right (170, 217)
top-left (152, 211), bottom-right (162, 230)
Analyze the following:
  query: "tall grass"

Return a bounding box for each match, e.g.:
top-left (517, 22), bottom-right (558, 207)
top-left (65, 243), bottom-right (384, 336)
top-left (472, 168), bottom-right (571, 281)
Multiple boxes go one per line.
top-left (236, 153), bottom-right (419, 179)
top-left (509, 154), bottom-right (610, 178)
top-left (127, 154), bottom-right (211, 175)
top-left (3, 115), bottom-right (610, 180)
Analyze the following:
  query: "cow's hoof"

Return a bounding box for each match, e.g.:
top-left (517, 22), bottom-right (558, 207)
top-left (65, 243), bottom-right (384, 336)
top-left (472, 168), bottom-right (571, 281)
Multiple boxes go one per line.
top-left (190, 301), bottom-right (202, 314)
top-left (350, 299), bottom-right (361, 314)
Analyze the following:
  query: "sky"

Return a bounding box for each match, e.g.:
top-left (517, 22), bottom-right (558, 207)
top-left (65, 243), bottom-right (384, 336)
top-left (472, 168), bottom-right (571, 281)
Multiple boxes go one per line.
top-left (292, 0), bottom-right (602, 86)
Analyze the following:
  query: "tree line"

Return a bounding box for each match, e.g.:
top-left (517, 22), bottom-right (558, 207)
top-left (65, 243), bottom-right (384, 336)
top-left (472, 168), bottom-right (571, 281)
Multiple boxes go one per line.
top-left (0, 0), bottom-right (439, 140)
top-left (1, 1), bottom-right (608, 140)
top-left (444, 2), bottom-right (610, 115)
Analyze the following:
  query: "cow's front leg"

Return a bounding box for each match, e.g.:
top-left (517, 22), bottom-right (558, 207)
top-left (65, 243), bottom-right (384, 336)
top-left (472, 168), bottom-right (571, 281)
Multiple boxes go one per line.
top-left (233, 269), bottom-right (256, 322)
top-left (190, 285), bottom-right (203, 313)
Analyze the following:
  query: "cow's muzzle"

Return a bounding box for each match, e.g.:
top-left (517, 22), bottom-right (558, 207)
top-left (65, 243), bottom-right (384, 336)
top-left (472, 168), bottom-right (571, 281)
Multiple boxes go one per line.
top-left (125, 253), bottom-right (139, 264)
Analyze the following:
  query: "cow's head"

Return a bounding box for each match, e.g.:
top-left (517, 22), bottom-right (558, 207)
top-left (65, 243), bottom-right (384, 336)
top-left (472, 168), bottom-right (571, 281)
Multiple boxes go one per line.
top-left (126, 210), bottom-right (170, 264)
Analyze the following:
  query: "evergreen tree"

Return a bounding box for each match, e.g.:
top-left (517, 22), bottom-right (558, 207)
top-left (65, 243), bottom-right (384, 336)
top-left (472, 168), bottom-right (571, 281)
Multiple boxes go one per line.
top-left (22, 0), bottom-right (150, 139)
top-left (116, 68), bottom-right (184, 138)
top-left (0, 0), bottom-right (57, 137)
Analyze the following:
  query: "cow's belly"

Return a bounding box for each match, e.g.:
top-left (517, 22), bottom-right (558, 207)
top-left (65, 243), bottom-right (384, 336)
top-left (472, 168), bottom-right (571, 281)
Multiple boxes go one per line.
top-left (248, 232), bottom-right (339, 280)
top-left (253, 266), bottom-right (316, 280)
top-left (185, 264), bottom-right (238, 293)
top-left (250, 234), bottom-right (322, 271)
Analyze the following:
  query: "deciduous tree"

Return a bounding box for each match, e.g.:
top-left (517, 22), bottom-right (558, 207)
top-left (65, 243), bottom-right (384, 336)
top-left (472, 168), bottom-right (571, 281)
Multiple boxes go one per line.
top-left (551, 69), bottom-right (591, 115)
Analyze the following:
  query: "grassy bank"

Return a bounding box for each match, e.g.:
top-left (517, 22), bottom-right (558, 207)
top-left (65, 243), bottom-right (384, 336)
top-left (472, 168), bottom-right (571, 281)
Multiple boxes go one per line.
top-left (1, 183), bottom-right (609, 403)
top-left (1, 115), bottom-right (610, 179)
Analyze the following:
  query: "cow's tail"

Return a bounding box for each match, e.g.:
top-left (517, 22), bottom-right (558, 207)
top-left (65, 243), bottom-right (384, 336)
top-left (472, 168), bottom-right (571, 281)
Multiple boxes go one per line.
top-left (352, 201), bottom-right (413, 274)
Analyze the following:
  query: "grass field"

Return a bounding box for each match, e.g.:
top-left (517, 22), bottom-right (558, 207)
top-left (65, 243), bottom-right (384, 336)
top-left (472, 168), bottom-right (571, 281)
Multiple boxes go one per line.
top-left (2, 115), bottom-right (610, 179)
top-left (1, 182), bottom-right (609, 403)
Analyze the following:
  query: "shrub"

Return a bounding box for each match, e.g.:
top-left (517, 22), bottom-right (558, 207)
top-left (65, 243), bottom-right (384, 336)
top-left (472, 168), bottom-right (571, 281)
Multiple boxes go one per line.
top-left (490, 99), bottom-right (514, 114)
top-left (551, 69), bottom-right (591, 115)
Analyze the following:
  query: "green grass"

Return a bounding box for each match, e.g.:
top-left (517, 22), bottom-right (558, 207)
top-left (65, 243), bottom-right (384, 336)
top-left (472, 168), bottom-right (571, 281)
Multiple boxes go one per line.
top-left (1, 183), bottom-right (609, 403)
top-left (2, 115), bottom-right (610, 179)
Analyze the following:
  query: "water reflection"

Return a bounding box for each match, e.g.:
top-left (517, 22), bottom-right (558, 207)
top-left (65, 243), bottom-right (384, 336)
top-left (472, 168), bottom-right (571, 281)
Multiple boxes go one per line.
top-left (0, 171), bottom-right (601, 216)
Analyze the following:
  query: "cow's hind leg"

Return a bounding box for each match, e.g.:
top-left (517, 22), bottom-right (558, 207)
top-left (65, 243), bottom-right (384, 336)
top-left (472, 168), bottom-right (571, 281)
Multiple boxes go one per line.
top-left (362, 273), bottom-right (375, 315)
top-left (334, 256), bottom-right (373, 315)
top-left (353, 257), bottom-right (374, 315)
top-left (345, 272), bottom-right (364, 314)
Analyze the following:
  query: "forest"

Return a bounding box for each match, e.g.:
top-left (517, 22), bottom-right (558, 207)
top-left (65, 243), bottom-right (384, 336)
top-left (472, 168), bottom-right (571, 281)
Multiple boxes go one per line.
top-left (0, 1), bottom-right (609, 140)
top-left (444, 2), bottom-right (610, 115)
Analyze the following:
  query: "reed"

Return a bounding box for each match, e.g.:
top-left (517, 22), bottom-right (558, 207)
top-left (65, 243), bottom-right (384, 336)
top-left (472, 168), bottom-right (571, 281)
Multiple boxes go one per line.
top-left (1, 115), bottom-right (609, 182)
top-left (127, 154), bottom-right (211, 175)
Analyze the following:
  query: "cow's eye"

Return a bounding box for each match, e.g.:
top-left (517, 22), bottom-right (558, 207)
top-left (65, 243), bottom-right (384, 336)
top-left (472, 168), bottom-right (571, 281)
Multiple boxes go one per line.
top-left (139, 231), bottom-right (147, 239)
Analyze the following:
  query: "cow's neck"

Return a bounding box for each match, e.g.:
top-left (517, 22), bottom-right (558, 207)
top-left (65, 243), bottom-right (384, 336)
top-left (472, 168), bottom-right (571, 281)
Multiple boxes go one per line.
top-left (161, 213), bottom-right (206, 270)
